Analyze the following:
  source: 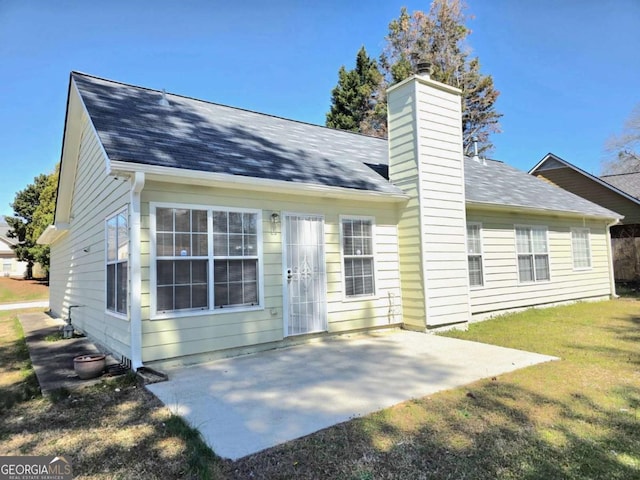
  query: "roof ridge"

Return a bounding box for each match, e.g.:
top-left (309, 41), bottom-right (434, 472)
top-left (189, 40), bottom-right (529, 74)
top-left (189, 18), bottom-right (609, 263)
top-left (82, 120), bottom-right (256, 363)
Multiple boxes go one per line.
top-left (70, 71), bottom-right (388, 143)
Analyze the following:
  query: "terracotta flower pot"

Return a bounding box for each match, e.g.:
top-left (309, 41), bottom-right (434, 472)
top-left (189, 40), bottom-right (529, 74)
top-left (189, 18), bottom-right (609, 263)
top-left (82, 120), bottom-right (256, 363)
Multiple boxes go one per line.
top-left (74, 354), bottom-right (106, 379)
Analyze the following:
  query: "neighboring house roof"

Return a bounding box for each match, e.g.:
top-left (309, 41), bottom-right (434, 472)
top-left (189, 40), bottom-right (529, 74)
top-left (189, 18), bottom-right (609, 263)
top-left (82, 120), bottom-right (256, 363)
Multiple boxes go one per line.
top-left (530, 153), bottom-right (640, 207)
top-left (0, 219), bottom-right (17, 247)
top-left (70, 72), bottom-right (620, 220)
top-left (600, 172), bottom-right (640, 200)
top-left (72, 72), bottom-right (400, 196)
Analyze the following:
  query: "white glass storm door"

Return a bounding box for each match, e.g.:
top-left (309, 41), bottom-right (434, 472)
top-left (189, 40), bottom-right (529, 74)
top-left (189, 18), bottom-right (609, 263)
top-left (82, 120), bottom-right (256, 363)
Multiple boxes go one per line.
top-left (283, 214), bottom-right (327, 336)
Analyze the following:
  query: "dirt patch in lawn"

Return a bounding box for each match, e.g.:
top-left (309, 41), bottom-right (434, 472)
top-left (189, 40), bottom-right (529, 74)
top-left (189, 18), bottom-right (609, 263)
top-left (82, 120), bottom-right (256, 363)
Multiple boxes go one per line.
top-left (0, 277), bottom-right (49, 304)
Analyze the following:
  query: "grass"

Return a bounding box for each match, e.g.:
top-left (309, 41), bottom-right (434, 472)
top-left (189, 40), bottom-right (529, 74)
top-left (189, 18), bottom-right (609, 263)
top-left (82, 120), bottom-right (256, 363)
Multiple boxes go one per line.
top-left (0, 309), bottom-right (227, 479)
top-left (0, 277), bottom-right (49, 304)
top-left (1, 299), bottom-right (639, 479)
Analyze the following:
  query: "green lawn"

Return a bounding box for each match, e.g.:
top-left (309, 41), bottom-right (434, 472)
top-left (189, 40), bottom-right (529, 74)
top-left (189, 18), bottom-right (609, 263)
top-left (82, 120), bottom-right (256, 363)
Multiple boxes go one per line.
top-left (2, 299), bottom-right (639, 479)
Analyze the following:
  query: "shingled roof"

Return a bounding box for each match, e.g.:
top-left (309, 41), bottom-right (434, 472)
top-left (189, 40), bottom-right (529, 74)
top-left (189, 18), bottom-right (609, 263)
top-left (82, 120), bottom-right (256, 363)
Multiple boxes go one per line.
top-left (72, 72), bottom-right (400, 196)
top-left (600, 172), bottom-right (640, 200)
top-left (465, 158), bottom-right (621, 218)
top-left (72, 72), bottom-right (620, 219)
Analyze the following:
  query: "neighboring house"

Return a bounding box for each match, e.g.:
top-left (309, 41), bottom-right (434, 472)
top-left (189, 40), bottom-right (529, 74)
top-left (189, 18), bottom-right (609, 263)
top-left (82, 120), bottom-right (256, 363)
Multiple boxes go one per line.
top-left (39, 71), bottom-right (621, 369)
top-left (0, 218), bottom-right (27, 278)
top-left (530, 154), bottom-right (640, 281)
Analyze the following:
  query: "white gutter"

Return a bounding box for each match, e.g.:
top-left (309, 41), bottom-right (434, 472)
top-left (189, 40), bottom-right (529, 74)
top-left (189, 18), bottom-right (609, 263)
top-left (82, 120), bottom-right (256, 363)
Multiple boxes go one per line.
top-left (129, 171), bottom-right (145, 370)
top-left (605, 218), bottom-right (620, 298)
top-left (465, 200), bottom-right (623, 222)
top-left (109, 160), bottom-right (409, 204)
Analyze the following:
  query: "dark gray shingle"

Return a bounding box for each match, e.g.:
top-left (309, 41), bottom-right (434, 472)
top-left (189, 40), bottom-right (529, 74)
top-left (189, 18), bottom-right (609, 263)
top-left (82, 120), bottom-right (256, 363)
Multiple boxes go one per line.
top-left (600, 172), bottom-right (640, 200)
top-left (72, 72), bottom-right (620, 219)
top-left (465, 158), bottom-right (621, 218)
top-left (72, 72), bottom-right (400, 195)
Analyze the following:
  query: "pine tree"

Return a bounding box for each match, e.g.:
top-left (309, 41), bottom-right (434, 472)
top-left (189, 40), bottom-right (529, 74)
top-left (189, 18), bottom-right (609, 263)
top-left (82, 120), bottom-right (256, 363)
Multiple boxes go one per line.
top-left (360, 1), bottom-right (501, 154)
top-left (326, 46), bottom-right (382, 133)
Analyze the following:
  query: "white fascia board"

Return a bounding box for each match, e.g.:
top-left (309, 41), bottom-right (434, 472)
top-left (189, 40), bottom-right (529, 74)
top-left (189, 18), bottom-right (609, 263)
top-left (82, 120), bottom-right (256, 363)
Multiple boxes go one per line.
top-left (108, 161), bottom-right (409, 203)
top-left (530, 153), bottom-right (640, 207)
top-left (36, 224), bottom-right (70, 245)
top-left (465, 200), bottom-right (623, 222)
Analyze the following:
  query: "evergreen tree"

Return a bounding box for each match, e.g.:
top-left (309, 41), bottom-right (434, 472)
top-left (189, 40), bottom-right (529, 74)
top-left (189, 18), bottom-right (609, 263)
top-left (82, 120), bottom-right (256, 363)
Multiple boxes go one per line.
top-left (6, 166), bottom-right (58, 279)
top-left (326, 46), bottom-right (382, 133)
top-left (356, 1), bottom-right (501, 155)
top-left (29, 164), bottom-right (59, 277)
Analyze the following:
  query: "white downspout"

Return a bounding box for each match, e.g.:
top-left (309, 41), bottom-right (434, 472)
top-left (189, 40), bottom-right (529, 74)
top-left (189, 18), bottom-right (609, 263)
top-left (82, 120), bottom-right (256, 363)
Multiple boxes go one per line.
top-left (130, 171), bottom-right (145, 369)
top-left (605, 218), bottom-right (619, 299)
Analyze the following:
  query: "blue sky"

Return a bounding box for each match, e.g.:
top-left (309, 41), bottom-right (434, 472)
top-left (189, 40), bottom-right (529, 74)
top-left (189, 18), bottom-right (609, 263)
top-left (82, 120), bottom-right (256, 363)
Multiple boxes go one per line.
top-left (1, 0), bottom-right (639, 219)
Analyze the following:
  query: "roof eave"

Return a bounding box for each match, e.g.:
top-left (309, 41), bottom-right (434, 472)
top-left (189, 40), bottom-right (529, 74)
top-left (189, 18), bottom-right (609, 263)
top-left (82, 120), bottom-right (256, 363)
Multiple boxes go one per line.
top-left (37, 224), bottom-right (70, 245)
top-left (109, 160), bottom-right (410, 203)
top-left (465, 200), bottom-right (623, 221)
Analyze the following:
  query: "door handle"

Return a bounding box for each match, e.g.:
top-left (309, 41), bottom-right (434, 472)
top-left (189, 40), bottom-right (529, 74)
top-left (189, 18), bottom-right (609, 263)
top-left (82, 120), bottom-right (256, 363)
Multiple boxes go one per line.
top-left (287, 269), bottom-right (293, 280)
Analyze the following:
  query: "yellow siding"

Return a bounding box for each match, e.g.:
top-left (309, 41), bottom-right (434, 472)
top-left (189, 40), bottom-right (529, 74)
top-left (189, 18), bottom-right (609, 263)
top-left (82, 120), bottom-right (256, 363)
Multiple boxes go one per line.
top-left (49, 114), bottom-right (131, 358)
top-left (467, 207), bottom-right (613, 318)
top-left (387, 83), bottom-right (426, 330)
top-left (535, 168), bottom-right (640, 224)
top-left (139, 181), bottom-right (401, 363)
top-left (414, 79), bottom-right (469, 328)
top-left (388, 75), bottom-right (470, 329)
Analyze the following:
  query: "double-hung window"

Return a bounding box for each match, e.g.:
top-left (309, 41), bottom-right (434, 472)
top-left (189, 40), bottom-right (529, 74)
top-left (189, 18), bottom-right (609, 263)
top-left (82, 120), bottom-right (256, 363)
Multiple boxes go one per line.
top-left (571, 228), bottom-right (591, 269)
top-left (106, 210), bottom-right (128, 315)
top-left (341, 217), bottom-right (375, 297)
top-left (156, 208), bottom-right (209, 312)
top-left (516, 226), bottom-right (550, 283)
top-left (153, 205), bottom-right (260, 316)
top-left (212, 210), bottom-right (259, 308)
top-left (467, 223), bottom-right (483, 287)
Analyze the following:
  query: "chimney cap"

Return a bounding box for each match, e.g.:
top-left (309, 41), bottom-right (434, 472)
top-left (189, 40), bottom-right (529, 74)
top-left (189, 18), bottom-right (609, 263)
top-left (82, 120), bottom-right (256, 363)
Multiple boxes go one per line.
top-left (416, 61), bottom-right (432, 77)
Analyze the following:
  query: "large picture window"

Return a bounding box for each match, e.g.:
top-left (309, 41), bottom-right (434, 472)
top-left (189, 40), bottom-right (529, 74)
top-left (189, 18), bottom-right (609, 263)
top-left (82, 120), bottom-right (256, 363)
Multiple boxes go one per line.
top-left (571, 228), bottom-right (591, 269)
top-left (341, 217), bottom-right (375, 297)
top-left (106, 210), bottom-right (128, 315)
top-left (153, 205), bottom-right (261, 315)
top-left (467, 223), bottom-right (483, 287)
top-left (516, 226), bottom-right (550, 283)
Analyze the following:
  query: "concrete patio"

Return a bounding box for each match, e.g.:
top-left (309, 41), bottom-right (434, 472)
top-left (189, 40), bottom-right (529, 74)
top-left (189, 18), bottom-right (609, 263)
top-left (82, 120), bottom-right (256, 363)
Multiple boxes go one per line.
top-left (148, 330), bottom-right (558, 460)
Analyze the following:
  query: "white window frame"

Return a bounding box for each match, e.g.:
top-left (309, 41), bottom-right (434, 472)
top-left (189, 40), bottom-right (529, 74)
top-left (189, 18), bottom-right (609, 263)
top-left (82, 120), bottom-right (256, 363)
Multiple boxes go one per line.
top-left (339, 215), bottom-right (377, 300)
top-left (105, 208), bottom-right (128, 318)
top-left (467, 222), bottom-right (484, 288)
top-left (515, 225), bottom-right (551, 284)
top-left (150, 202), bottom-right (263, 320)
top-left (571, 228), bottom-right (592, 270)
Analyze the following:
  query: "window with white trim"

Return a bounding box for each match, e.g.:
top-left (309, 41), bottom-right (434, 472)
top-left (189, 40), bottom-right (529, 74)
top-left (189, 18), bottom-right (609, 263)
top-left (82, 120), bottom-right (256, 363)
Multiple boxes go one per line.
top-left (571, 228), bottom-right (591, 269)
top-left (467, 223), bottom-right (483, 287)
top-left (516, 226), bottom-right (549, 283)
top-left (153, 206), bottom-right (260, 315)
top-left (341, 217), bottom-right (375, 297)
top-left (106, 210), bottom-right (128, 314)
